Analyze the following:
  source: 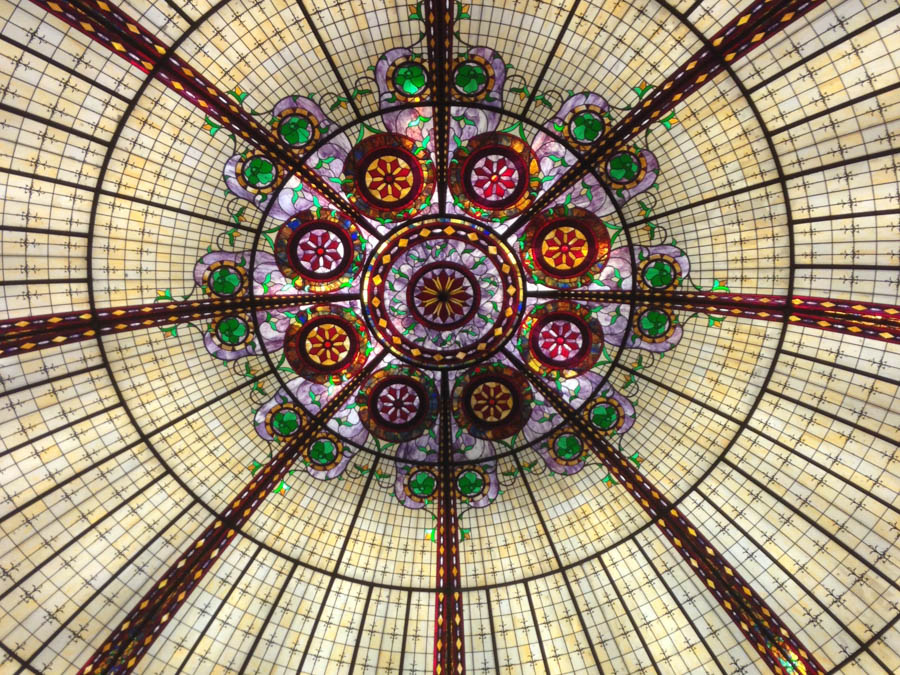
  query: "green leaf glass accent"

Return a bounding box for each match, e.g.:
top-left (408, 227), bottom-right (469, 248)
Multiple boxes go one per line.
top-left (280, 115), bottom-right (312, 146)
top-left (454, 62), bottom-right (487, 95)
top-left (272, 409), bottom-right (301, 436)
top-left (555, 434), bottom-right (583, 460)
top-left (309, 438), bottom-right (337, 465)
top-left (216, 317), bottom-right (248, 345)
top-left (570, 111), bottom-right (604, 143)
top-left (644, 260), bottom-right (675, 288)
top-left (640, 309), bottom-right (670, 337)
top-left (209, 267), bottom-right (242, 296)
top-left (590, 403), bottom-right (619, 430)
top-left (394, 62), bottom-right (427, 96)
top-left (609, 153), bottom-right (639, 183)
top-left (409, 470), bottom-right (436, 497)
top-left (243, 157), bottom-right (276, 187)
top-left (457, 469), bottom-right (484, 496)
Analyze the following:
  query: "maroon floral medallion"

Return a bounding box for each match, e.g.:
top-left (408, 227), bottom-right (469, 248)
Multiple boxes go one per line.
top-left (518, 301), bottom-right (604, 378)
top-left (533, 316), bottom-right (588, 365)
top-left (452, 364), bottom-right (533, 440)
top-left (468, 150), bottom-right (524, 206)
top-left (450, 132), bottom-right (540, 220)
top-left (274, 210), bottom-right (362, 291)
top-left (407, 261), bottom-right (480, 330)
top-left (362, 220), bottom-right (523, 368)
top-left (357, 366), bottom-right (438, 442)
top-left (521, 207), bottom-right (610, 289)
top-left (342, 133), bottom-right (434, 220)
top-left (284, 306), bottom-right (369, 384)
top-left (374, 379), bottom-right (422, 425)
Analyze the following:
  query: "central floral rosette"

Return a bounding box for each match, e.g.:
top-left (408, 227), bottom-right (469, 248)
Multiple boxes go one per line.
top-left (410, 262), bottom-right (479, 328)
top-left (362, 221), bottom-right (524, 368)
top-left (195, 43), bottom-right (694, 513)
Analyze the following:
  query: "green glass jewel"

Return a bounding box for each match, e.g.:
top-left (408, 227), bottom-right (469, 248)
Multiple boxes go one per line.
top-left (454, 62), bottom-right (487, 95)
top-left (608, 153), bottom-right (639, 183)
top-left (570, 111), bottom-right (604, 143)
top-left (280, 115), bottom-right (312, 146)
top-left (590, 402), bottom-right (618, 430)
top-left (640, 309), bottom-right (670, 337)
top-left (644, 260), bottom-right (675, 288)
top-left (409, 470), bottom-right (436, 497)
top-left (555, 434), bottom-right (583, 460)
top-left (216, 317), bottom-right (247, 345)
top-left (309, 438), bottom-right (337, 465)
top-left (457, 470), bottom-right (484, 496)
top-left (271, 409), bottom-right (300, 436)
top-left (209, 266), bottom-right (242, 296)
top-left (394, 62), bottom-right (427, 96)
top-left (243, 156), bottom-right (276, 187)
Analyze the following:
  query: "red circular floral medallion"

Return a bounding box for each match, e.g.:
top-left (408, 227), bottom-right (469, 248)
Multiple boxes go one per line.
top-left (407, 262), bottom-right (480, 330)
top-left (274, 210), bottom-right (362, 291)
top-left (535, 319), bottom-right (586, 363)
top-left (343, 133), bottom-right (434, 220)
top-left (375, 379), bottom-right (422, 425)
top-left (357, 366), bottom-right (438, 442)
top-left (522, 207), bottom-right (611, 288)
top-left (453, 364), bottom-right (533, 440)
top-left (450, 132), bottom-right (540, 220)
top-left (362, 221), bottom-right (523, 368)
top-left (284, 306), bottom-right (369, 383)
top-left (518, 301), bottom-right (604, 378)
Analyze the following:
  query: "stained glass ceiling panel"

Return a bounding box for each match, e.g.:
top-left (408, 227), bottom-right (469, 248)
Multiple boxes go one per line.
top-left (0, 1), bottom-right (898, 673)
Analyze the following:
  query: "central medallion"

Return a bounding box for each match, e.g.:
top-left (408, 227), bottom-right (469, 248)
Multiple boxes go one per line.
top-left (362, 221), bottom-right (524, 368)
top-left (408, 262), bottom-right (480, 330)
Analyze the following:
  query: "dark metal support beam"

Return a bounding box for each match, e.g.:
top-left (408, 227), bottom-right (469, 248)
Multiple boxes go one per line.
top-left (0, 102), bottom-right (110, 145)
top-left (77, 351), bottom-right (384, 674)
top-left (768, 387), bottom-right (898, 447)
top-left (770, 80), bottom-right (900, 136)
top-left (434, 370), bottom-right (464, 675)
top-left (174, 544), bottom-right (264, 674)
top-left (697, 487), bottom-right (892, 674)
top-left (347, 585), bottom-right (375, 673)
top-left (779, 347), bottom-right (900, 389)
top-left (0, 472), bottom-right (167, 606)
top-left (19, 500), bottom-right (197, 670)
top-left (238, 560), bottom-right (299, 674)
top-left (398, 591), bottom-right (413, 674)
top-left (0, 293), bottom-right (356, 358)
top-left (520, 0), bottom-right (581, 118)
top-left (425, 0), bottom-right (454, 212)
top-left (0, 363), bottom-right (104, 399)
top-left (29, 0), bottom-right (374, 236)
top-left (530, 289), bottom-right (900, 345)
top-left (746, 6), bottom-right (900, 94)
top-left (0, 165), bottom-right (251, 231)
top-left (502, 0), bottom-right (828, 237)
top-left (829, 613), bottom-right (900, 673)
top-left (598, 553), bottom-right (662, 675)
top-left (622, 147), bottom-right (900, 232)
top-left (619, 363), bottom-right (900, 521)
top-left (522, 582), bottom-right (551, 673)
top-left (1, 402), bottom-right (122, 458)
top-left (504, 347), bottom-right (826, 675)
top-left (635, 542), bottom-right (728, 674)
top-left (296, 454), bottom-right (382, 674)
top-left (295, 0), bottom-right (363, 119)
top-left (0, 32), bottom-right (130, 102)
top-left (484, 588), bottom-right (500, 674)
top-left (720, 457), bottom-right (900, 593)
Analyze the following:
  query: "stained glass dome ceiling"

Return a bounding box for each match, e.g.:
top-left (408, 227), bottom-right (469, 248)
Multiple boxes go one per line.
top-left (0, 0), bottom-right (899, 673)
